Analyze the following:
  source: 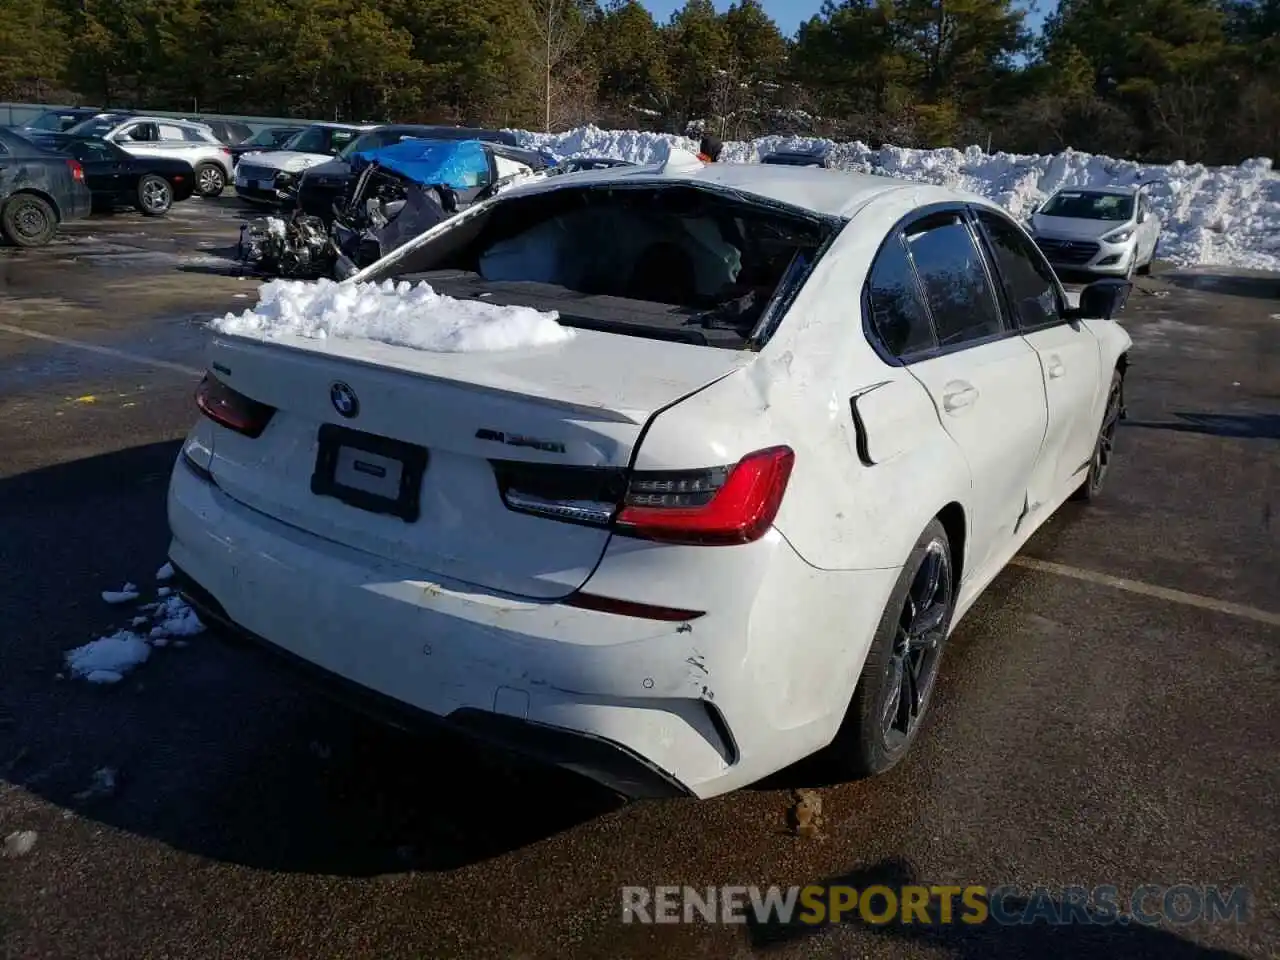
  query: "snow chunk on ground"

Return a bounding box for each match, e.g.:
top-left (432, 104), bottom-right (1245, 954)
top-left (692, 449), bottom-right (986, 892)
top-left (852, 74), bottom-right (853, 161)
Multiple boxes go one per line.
top-left (156, 562), bottom-right (174, 581)
top-left (149, 595), bottom-right (205, 638)
top-left (101, 583), bottom-right (139, 604)
top-left (211, 278), bottom-right (574, 353)
top-left (511, 126), bottom-right (1280, 271)
top-left (65, 630), bottom-right (151, 682)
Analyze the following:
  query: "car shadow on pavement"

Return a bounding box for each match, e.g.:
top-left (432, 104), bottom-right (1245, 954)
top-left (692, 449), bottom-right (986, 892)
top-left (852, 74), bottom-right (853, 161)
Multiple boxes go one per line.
top-left (1161, 272), bottom-right (1280, 301)
top-left (0, 439), bottom-right (624, 879)
top-left (745, 857), bottom-right (1253, 959)
top-left (1122, 412), bottom-right (1280, 440)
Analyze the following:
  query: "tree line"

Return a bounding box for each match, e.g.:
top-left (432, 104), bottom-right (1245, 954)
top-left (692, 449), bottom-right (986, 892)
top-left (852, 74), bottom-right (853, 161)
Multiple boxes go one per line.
top-left (1, 0), bottom-right (1276, 164)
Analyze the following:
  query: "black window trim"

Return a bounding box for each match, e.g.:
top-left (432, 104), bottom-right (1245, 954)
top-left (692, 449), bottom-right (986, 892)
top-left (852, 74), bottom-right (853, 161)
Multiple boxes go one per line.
top-left (862, 200), bottom-right (1020, 367)
top-left (969, 204), bottom-right (1078, 335)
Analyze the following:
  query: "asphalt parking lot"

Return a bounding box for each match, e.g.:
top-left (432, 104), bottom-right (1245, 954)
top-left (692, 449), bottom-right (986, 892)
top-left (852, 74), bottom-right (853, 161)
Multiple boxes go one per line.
top-left (0, 197), bottom-right (1277, 960)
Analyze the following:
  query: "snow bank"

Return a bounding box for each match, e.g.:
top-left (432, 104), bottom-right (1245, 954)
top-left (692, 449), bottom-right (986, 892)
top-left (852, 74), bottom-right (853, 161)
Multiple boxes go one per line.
top-left (212, 278), bottom-right (574, 352)
top-left (512, 125), bottom-right (1280, 271)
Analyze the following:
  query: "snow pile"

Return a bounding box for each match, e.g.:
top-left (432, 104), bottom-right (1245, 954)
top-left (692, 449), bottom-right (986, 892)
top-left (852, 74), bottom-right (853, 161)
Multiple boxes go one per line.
top-left (65, 630), bottom-right (151, 684)
top-left (511, 125), bottom-right (1280, 271)
top-left (212, 278), bottom-right (575, 352)
top-left (64, 567), bottom-right (205, 684)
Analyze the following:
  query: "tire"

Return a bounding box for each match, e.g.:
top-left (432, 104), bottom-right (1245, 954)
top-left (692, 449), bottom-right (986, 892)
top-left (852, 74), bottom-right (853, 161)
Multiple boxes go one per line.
top-left (195, 163), bottom-right (226, 198)
top-left (826, 518), bottom-right (956, 778)
top-left (1071, 370), bottom-right (1123, 503)
top-left (0, 193), bottom-right (58, 248)
top-left (136, 174), bottom-right (173, 216)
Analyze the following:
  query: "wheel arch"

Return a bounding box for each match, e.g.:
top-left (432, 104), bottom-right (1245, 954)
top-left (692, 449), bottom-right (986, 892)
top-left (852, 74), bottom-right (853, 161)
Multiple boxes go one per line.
top-left (5, 187), bottom-right (62, 222)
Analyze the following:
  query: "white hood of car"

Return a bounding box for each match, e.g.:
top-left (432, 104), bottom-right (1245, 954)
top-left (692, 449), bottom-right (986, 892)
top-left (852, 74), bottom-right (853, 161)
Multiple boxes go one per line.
top-left (237, 150), bottom-right (333, 173)
top-left (1030, 214), bottom-right (1133, 241)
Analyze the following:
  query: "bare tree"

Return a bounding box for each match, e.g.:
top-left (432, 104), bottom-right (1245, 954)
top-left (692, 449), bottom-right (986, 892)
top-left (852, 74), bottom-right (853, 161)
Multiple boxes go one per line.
top-left (520, 0), bottom-right (588, 132)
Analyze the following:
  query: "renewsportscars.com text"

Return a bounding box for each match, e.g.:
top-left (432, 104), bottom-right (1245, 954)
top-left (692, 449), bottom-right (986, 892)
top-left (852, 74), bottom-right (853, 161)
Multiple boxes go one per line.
top-left (621, 884), bottom-right (1250, 927)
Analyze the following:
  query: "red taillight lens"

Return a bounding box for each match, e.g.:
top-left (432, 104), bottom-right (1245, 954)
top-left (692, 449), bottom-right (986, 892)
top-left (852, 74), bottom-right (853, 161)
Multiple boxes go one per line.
top-left (614, 446), bottom-right (795, 546)
top-left (67, 159), bottom-right (84, 182)
top-left (195, 374), bottom-right (275, 438)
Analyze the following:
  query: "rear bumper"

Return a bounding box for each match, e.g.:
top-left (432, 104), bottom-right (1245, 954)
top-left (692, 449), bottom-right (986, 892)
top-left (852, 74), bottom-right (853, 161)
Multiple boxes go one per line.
top-left (167, 446), bottom-right (899, 799)
top-left (174, 566), bottom-right (690, 799)
top-left (62, 185), bottom-right (93, 223)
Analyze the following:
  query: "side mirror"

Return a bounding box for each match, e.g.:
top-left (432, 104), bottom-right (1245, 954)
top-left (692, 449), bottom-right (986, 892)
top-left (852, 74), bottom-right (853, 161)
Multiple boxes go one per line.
top-left (1070, 278), bottom-right (1132, 321)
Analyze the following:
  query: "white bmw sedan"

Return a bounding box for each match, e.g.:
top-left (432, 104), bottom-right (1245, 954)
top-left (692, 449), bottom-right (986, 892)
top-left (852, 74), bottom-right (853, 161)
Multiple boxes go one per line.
top-left (167, 155), bottom-right (1133, 799)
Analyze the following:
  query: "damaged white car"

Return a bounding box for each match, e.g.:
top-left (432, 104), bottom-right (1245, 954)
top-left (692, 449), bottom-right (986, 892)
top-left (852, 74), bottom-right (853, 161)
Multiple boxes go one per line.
top-left (168, 152), bottom-right (1133, 799)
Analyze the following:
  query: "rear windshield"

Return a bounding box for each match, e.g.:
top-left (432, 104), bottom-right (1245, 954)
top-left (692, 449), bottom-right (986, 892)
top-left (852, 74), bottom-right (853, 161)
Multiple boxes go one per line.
top-left (25, 111), bottom-right (82, 132)
top-left (288, 125), bottom-right (357, 156)
top-left (246, 126), bottom-right (300, 147)
top-left (366, 183), bottom-right (839, 349)
top-left (1039, 191), bottom-right (1134, 221)
top-left (65, 114), bottom-right (128, 138)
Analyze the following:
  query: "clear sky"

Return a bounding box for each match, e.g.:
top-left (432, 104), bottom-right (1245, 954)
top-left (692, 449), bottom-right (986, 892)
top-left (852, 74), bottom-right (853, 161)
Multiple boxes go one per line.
top-left (637, 0), bottom-right (1049, 41)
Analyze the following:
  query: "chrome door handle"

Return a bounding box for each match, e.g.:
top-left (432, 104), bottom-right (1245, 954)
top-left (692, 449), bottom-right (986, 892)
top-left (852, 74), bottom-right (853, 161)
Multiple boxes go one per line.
top-left (942, 383), bottom-right (978, 413)
top-left (1047, 356), bottom-right (1066, 379)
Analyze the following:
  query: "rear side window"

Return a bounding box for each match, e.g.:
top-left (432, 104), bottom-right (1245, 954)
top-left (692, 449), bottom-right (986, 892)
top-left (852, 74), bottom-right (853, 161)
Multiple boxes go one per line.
top-left (158, 123), bottom-right (187, 141)
top-left (976, 211), bottom-right (1062, 331)
top-left (905, 214), bottom-right (1003, 347)
top-left (867, 237), bottom-right (936, 358)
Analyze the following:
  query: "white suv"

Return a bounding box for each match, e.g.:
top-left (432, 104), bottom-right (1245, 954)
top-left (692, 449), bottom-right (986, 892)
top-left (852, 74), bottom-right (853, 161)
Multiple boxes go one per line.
top-left (64, 113), bottom-right (234, 197)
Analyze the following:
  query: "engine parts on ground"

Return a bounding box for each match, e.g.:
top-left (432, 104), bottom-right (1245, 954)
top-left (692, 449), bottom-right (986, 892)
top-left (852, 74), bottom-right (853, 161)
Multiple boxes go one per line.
top-left (237, 215), bottom-right (333, 279)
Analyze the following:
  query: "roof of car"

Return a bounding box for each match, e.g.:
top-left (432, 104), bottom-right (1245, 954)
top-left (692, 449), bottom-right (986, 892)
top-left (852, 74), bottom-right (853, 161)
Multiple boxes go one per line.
top-left (505, 152), bottom-right (923, 218)
top-left (1049, 185), bottom-right (1138, 197)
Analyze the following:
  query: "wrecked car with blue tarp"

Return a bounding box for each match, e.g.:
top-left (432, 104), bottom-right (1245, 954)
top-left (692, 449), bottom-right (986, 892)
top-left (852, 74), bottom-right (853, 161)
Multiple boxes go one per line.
top-left (238, 138), bottom-right (546, 279)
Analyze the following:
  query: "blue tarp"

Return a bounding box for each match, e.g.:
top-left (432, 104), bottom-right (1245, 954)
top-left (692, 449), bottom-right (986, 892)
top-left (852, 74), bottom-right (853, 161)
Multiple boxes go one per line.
top-left (350, 138), bottom-right (489, 189)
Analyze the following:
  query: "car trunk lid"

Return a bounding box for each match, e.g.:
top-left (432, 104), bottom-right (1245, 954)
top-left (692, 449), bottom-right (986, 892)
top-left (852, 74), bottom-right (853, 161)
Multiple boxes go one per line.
top-left (203, 328), bottom-right (751, 599)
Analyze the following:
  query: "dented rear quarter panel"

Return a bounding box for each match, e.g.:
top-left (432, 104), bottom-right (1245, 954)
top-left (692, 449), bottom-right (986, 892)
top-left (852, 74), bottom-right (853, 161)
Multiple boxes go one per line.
top-left (638, 183), bottom-right (975, 575)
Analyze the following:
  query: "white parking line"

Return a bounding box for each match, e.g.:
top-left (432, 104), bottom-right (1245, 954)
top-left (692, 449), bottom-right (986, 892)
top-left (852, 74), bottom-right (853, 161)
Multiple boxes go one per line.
top-left (0, 323), bottom-right (202, 377)
top-left (1011, 556), bottom-right (1280, 628)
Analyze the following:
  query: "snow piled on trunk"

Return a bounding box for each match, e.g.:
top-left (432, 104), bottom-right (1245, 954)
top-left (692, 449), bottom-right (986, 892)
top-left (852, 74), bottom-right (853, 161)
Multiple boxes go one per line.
top-left (511, 125), bottom-right (1280, 272)
top-left (212, 278), bottom-right (574, 352)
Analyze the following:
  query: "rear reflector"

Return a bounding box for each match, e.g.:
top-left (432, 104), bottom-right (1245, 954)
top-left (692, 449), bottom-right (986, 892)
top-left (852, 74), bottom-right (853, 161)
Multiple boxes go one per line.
top-left (615, 446), bottom-right (795, 546)
top-left (563, 591), bottom-right (705, 621)
top-left (67, 159), bottom-right (84, 182)
top-left (195, 373), bottom-right (275, 438)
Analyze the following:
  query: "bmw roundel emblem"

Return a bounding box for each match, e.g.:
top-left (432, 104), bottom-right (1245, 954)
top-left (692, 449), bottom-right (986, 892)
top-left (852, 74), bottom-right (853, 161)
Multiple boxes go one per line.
top-left (330, 381), bottom-right (359, 418)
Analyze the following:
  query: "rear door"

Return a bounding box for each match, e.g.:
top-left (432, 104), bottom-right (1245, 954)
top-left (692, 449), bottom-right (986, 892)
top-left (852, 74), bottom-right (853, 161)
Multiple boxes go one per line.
top-left (897, 208), bottom-right (1050, 578)
top-left (973, 207), bottom-right (1101, 509)
top-left (72, 140), bottom-right (125, 198)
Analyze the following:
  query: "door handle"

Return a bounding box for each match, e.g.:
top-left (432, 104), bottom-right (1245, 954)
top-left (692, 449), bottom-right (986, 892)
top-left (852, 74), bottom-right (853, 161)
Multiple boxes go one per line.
top-left (942, 382), bottom-right (978, 413)
top-left (1047, 356), bottom-right (1066, 379)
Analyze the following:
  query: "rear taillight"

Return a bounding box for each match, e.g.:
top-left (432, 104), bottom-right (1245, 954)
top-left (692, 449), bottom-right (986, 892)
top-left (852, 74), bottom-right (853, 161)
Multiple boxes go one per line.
top-left (195, 374), bottom-right (275, 438)
top-left (67, 159), bottom-right (84, 182)
top-left (493, 446), bottom-right (794, 546)
top-left (615, 446), bottom-right (795, 545)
